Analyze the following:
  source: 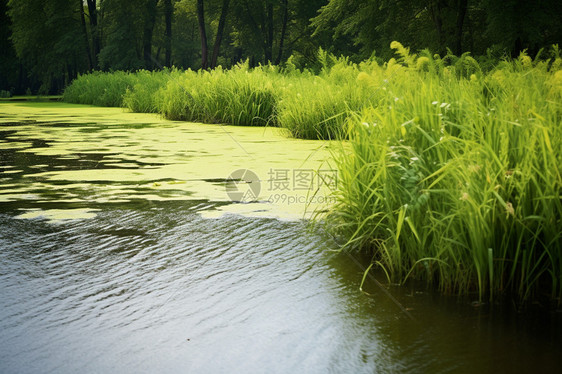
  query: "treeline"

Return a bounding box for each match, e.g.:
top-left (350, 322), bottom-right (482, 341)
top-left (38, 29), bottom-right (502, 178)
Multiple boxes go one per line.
top-left (1, 0), bottom-right (561, 94)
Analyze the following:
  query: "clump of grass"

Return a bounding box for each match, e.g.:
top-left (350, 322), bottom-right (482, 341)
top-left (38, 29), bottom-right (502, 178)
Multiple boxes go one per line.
top-left (277, 76), bottom-right (350, 139)
top-left (277, 52), bottom-right (378, 139)
top-left (63, 71), bottom-right (138, 107)
top-left (330, 44), bottom-right (562, 303)
top-left (156, 62), bottom-right (280, 126)
top-left (122, 69), bottom-right (176, 113)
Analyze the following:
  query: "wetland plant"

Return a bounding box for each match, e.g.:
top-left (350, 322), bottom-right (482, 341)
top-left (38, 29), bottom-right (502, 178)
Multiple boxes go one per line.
top-left (329, 44), bottom-right (562, 303)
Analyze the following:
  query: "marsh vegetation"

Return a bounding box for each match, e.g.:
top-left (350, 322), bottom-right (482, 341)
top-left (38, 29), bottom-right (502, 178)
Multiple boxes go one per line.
top-left (62, 43), bottom-right (562, 303)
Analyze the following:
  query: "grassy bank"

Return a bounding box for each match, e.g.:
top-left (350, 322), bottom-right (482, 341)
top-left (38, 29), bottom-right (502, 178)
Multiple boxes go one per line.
top-left (330, 44), bottom-right (562, 303)
top-left (63, 44), bottom-right (562, 302)
top-left (62, 53), bottom-right (375, 138)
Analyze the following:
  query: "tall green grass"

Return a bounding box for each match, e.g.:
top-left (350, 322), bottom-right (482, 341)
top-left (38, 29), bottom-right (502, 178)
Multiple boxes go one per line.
top-left (156, 62), bottom-right (280, 126)
top-left (122, 69), bottom-right (177, 113)
top-left (63, 70), bottom-right (139, 107)
top-left (277, 54), bottom-right (370, 139)
top-left (330, 43), bottom-right (562, 303)
top-left (63, 69), bottom-right (174, 110)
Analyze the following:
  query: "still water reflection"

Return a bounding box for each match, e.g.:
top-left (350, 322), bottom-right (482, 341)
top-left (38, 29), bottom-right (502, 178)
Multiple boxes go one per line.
top-left (1, 103), bottom-right (561, 373)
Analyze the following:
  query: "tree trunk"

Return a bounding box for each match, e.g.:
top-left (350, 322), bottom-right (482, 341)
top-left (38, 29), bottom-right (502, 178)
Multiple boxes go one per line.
top-left (429, 0), bottom-right (445, 55)
top-left (86, 0), bottom-right (99, 68)
top-left (143, 0), bottom-right (159, 69)
top-left (18, 63), bottom-right (24, 94)
top-left (196, 0), bottom-right (209, 69)
top-left (466, 13), bottom-right (474, 53)
top-left (265, 2), bottom-right (273, 63)
top-left (454, 0), bottom-right (468, 55)
top-left (275, 0), bottom-right (288, 65)
top-left (79, 0), bottom-right (93, 70)
top-left (512, 36), bottom-right (523, 57)
top-left (164, 0), bottom-right (173, 67)
top-left (210, 0), bottom-right (230, 69)
top-left (242, 1), bottom-right (265, 63)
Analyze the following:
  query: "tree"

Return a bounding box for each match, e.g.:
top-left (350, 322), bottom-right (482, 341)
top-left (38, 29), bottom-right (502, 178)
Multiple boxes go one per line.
top-left (455, 0), bottom-right (468, 55)
top-left (98, 0), bottom-right (165, 70)
top-left (311, 0), bottom-right (385, 59)
top-left (483, 0), bottom-right (562, 56)
top-left (227, 0), bottom-right (303, 65)
top-left (78, 0), bottom-right (92, 69)
top-left (312, 0), bottom-right (562, 59)
top-left (143, 0), bottom-right (159, 69)
top-left (196, 0), bottom-right (209, 68)
top-left (86, 0), bottom-right (100, 67)
top-left (8, 0), bottom-right (88, 92)
top-left (275, 0), bottom-right (288, 64)
top-left (0, 0), bottom-right (20, 92)
top-left (210, 0), bottom-right (230, 69)
top-left (164, 0), bottom-right (173, 66)
top-left (3, 0), bottom-right (562, 94)
top-left (194, 0), bottom-right (233, 69)
top-left (172, 0), bottom-right (200, 68)
top-left (97, 0), bottom-right (144, 70)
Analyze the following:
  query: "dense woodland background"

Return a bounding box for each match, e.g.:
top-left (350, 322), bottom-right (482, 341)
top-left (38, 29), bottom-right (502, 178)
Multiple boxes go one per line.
top-left (1, 0), bottom-right (561, 94)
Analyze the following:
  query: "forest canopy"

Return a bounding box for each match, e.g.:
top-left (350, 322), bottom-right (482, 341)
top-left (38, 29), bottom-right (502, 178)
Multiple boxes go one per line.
top-left (1, 0), bottom-right (561, 94)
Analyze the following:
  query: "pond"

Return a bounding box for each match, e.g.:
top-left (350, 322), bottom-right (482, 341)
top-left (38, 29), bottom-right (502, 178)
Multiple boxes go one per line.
top-left (1, 102), bottom-right (561, 373)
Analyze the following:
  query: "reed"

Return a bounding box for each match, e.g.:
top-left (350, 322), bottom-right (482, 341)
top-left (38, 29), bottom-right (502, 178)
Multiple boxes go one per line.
top-left (329, 44), bottom-right (562, 302)
top-left (156, 62), bottom-right (280, 126)
top-left (122, 69), bottom-right (176, 113)
top-left (63, 70), bottom-right (138, 107)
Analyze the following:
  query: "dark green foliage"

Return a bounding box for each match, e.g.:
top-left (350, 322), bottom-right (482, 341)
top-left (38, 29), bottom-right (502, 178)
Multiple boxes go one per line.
top-left (483, 0), bottom-right (562, 56)
top-left (3, 0), bottom-right (562, 95)
top-left (311, 0), bottom-right (562, 60)
top-left (0, 0), bottom-right (19, 93)
top-left (7, 0), bottom-right (88, 93)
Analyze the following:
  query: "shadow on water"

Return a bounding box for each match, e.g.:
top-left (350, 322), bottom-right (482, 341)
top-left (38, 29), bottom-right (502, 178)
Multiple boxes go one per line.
top-left (329, 250), bottom-right (562, 373)
top-left (1, 113), bottom-right (561, 373)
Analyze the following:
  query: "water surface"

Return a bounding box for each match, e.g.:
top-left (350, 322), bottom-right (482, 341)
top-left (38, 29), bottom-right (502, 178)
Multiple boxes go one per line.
top-left (1, 103), bottom-right (561, 373)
